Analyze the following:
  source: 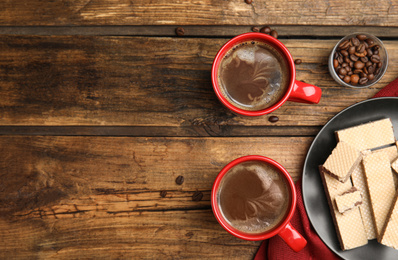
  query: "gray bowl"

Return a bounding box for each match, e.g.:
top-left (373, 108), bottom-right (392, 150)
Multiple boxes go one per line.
top-left (328, 33), bottom-right (388, 88)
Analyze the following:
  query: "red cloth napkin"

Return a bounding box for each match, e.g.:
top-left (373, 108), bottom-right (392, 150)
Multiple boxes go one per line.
top-left (254, 78), bottom-right (398, 260)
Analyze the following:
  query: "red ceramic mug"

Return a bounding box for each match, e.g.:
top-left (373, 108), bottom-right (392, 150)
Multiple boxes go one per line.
top-left (211, 32), bottom-right (322, 116)
top-left (211, 155), bottom-right (307, 252)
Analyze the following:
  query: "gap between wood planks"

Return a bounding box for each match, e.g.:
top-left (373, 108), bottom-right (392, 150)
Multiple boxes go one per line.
top-left (1, 25), bottom-right (398, 38)
top-left (0, 126), bottom-right (321, 137)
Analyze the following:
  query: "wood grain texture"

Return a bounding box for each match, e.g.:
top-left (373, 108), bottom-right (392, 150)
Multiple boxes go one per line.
top-left (0, 36), bottom-right (396, 130)
top-left (0, 135), bottom-right (312, 259)
top-left (0, 0), bottom-right (397, 26)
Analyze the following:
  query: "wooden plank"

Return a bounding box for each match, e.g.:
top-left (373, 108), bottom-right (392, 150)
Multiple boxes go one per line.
top-left (0, 0), bottom-right (397, 27)
top-left (1, 25), bottom-right (398, 38)
top-left (1, 36), bottom-right (396, 129)
top-left (0, 136), bottom-right (311, 259)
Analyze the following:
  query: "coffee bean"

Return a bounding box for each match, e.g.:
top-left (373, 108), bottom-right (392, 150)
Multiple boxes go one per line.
top-left (175, 175), bottom-right (184, 185)
top-left (245, 0), bottom-right (253, 4)
top-left (356, 44), bottom-right (366, 53)
top-left (343, 75), bottom-right (351, 83)
top-left (353, 69), bottom-right (363, 74)
top-left (357, 34), bottom-right (367, 41)
top-left (360, 72), bottom-right (367, 78)
top-left (160, 190), bottom-right (167, 198)
top-left (252, 26), bottom-right (260, 32)
top-left (341, 50), bottom-right (349, 56)
top-left (365, 38), bottom-right (375, 47)
top-left (260, 26), bottom-right (272, 34)
top-left (350, 37), bottom-right (360, 46)
top-left (366, 48), bottom-right (373, 57)
top-left (377, 62), bottom-right (383, 68)
top-left (351, 74), bottom-right (360, 84)
top-left (269, 115), bottom-right (279, 123)
top-left (370, 55), bottom-right (380, 63)
top-left (339, 74), bottom-right (345, 80)
top-left (360, 56), bottom-right (368, 63)
top-left (365, 61), bottom-right (372, 67)
top-left (348, 46), bottom-right (356, 54)
top-left (359, 77), bottom-right (368, 85)
top-left (175, 27), bottom-right (185, 36)
top-left (375, 67), bottom-right (381, 74)
top-left (363, 67), bottom-right (368, 74)
top-left (373, 49), bottom-right (379, 55)
top-left (368, 74), bottom-right (375, 80)
top-left (339, 40), bottom-right (351, 50)
top-left (344, 56), bottom-right (351, 63)
top-left (354, 61), bottom-right (365, 69)
top-left (368, 65), bottom-right (375, 74)
top-left (337, 56), bottom-right (343, 64)
top-left (294, 59), bottom-right (302, 65)
top-left (338, 68), bottom-right (347, 76)
top-left (355, 51), bottom-right (367, 57)
top-left (270, 30), bottom-right (278, 38)
top-left (333, 59), bottom-right (339, 68)
top-left (347, 71), bottom-right (353, 76)
top-left (374, 45), bottom-right (380, 51)
top-left (349, 54), bottom-right (359, 61)
top-left (192, 191), bottom-right (203, 201)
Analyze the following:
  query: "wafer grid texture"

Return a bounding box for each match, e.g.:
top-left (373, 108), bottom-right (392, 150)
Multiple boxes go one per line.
top-left (336, 118), bottom-right (395, 151)
top-left (362, 152), bottom-right (396, 240)
top-left (380, 193), bottom-right (398, 249)
top-left (351, 163), bottom-right (377, 240)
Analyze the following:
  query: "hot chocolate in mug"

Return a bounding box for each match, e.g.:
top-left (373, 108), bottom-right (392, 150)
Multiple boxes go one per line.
top-left (211, 155), bottom-right (307, 252)
top-left (211, 32), bottom-right (322, 116)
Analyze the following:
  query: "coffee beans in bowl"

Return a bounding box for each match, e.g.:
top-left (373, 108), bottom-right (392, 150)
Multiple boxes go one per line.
top-left (328, 33), bottom-right (388, 88)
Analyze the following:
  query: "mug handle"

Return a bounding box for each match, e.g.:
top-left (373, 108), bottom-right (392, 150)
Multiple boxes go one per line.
top-left (287, 80), bottom-right (322, 104)
top-left (278, 222), bottom-right (307, 252)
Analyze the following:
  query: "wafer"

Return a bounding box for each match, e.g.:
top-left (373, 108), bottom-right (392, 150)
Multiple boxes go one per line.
top-left (319, 167), bottom-right (368, 250)
top-left (362, 152), bottom-right (396, 240)
top-left (373, 145), bottom-right (398, 188)
top-left (320, 142), bottom-right (361, 183)
top-left (336, 118), bottom-right (395, 151)
top-left (380, 192), bottom-right (398, 249)
top-left (351, 162), bottom-right (376, 240)
top-left (335, 187), bottom-right (362, 214)
top-left (392, 157), bottom-right (398, 174)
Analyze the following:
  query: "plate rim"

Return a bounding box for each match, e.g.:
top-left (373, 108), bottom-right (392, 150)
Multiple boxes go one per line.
top-left (302, 96), bottom-right (398, 259)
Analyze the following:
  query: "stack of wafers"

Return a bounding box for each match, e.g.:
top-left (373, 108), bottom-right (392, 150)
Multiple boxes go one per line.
top-left (319, 118), bottom-right (398, 251)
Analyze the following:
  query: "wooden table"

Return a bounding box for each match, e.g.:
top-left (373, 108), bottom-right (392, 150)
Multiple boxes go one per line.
top-left (1, 1), bottom-right (397, 259)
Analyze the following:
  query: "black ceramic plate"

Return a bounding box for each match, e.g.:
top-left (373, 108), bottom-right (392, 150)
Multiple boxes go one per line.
top-left (302, 97), bottom-right (398, 260)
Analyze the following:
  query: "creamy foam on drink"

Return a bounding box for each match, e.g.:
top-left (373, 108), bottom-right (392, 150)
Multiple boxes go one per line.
top-left (217, 41), bottom-right (290, 111)
top-left (217, 161), bottom-right (290, 234)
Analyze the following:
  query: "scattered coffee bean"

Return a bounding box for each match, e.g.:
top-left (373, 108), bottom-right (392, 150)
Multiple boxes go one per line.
top-left (268, 115), bottom-right (279, 123)
top-left (294, 59), bottom-right (302, 65)
top-left (175, 27), bottom-right (185, 36)
top-left (160, 190), bottom-right (167, 198)
top-left (333, 34), bottom-right (383, 86)
top-left (245, 0), bottom-right (253, 4)
top-left (260, 26), bottom-right (271, 34)
top-left (192, 191), bottom-right (203, 201)
top-left (270, 30), bottom-right (278, 38)
top-left (252, 26), bottom-right (260, 32)
top-left (175, 175), bottom-right (184, 185)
